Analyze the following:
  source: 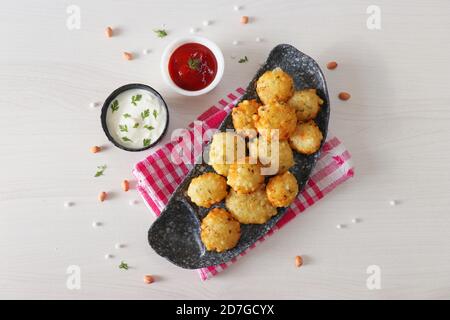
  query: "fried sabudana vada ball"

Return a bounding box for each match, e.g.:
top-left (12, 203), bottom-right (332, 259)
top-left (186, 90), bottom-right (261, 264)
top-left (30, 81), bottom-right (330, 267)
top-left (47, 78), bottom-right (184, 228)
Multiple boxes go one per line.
top-left (254, 101), bottom-right (297, 141)
top-left (288, 89), bottom-right (324, 122)
top-left (232, 99), bottom-right (260, 137)
top-left (225, 186), bottom-right (277, 224)
top-left (200, 208), bottom-right (241, 252)
top-left (227, 157), bottom-right (264, 194)
top-left (187, 172), bottom-right (228, 208)
top-left (266, 171), bottom-right (299, 207)
top-left (208, 132), bottom-right (245, 177)
top-left (256, 67), bottom-right (294, 104)
top-left (289, 120), bottom-right (323, 155)
top-left (248, 137), bottom-right (294, 174)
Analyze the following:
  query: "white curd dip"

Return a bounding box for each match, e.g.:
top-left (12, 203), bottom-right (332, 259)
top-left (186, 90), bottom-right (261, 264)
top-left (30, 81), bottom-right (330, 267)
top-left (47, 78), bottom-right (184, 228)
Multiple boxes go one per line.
top-left (106, 88), bottom-right (167, 150)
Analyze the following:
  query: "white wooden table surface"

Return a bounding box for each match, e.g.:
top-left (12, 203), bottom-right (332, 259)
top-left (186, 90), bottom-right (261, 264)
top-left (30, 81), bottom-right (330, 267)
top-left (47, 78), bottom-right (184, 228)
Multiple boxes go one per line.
top-left (1, 0), bottom-right (450, 300)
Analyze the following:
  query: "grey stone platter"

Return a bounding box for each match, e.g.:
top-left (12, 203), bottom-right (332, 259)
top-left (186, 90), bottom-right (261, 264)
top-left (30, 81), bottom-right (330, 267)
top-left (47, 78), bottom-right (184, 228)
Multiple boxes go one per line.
top-left (148, 44), bottom-right (330, 269)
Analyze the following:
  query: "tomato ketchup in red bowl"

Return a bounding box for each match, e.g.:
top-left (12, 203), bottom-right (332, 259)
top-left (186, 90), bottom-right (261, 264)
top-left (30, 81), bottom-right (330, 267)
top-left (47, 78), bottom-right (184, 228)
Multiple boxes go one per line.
top-left (168, 43), bottom-right (217, 91)
top-left (161, 37), bottom-right (224, 96)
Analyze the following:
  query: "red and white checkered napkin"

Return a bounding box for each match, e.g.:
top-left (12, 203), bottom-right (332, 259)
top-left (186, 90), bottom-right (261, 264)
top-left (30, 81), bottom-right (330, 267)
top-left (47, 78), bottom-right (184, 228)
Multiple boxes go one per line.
top-left (133, 87), bottom-right (354, 281)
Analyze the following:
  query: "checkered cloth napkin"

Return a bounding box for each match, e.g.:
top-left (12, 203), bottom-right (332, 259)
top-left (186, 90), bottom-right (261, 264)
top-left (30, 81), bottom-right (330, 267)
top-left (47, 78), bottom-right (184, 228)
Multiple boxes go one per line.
top-left (133, 87), bottom-right (354, 281)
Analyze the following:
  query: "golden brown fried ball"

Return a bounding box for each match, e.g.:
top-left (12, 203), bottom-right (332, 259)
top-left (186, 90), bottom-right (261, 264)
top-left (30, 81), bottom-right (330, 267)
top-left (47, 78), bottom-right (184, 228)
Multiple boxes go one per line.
top-left (256, 67), bottom-right (294, 104)
top-left (289, 120), bottom-right (323, 155)
top-left (225, 186), bottom-right (277, 224)
top-left (248, 137), bottom-right (294, 174)
top-left (227, 157), bottom-right (264, 194)
top-left (208, 132), bottom-right (246, 177)
top-left (200, 208), bottom-right (241, 252)
top-left (288, 89), bottom-right (324, 122)
top-left (232, 99), bottom-right (260, 137)
top-left (254, 101), bottom-right (297, 141)
top-left (187, 172), bottom-right (228, 208)
top-left (266, 171), bottom-right (299, 207)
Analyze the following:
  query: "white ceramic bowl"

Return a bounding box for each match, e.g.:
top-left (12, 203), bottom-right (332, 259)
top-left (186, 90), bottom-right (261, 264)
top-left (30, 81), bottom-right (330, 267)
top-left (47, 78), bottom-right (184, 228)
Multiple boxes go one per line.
top-left (160, 36), bottom-right (225, 96)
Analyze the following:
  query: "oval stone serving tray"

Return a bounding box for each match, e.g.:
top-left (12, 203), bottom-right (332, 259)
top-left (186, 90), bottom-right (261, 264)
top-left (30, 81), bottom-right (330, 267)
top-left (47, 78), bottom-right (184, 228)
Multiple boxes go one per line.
top-left (148, 44), bottom-right (330, 269)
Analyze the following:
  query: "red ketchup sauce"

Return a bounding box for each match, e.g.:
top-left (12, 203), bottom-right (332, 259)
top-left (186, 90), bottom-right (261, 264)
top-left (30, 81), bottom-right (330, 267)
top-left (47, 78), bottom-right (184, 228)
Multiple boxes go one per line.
top-left (168, 43), bottom-right (218, 91)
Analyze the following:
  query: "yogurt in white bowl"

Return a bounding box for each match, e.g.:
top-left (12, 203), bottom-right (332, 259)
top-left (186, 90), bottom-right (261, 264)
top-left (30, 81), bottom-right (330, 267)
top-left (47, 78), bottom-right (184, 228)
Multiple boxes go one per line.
top-left (101, 84), bottom-right (169, 151)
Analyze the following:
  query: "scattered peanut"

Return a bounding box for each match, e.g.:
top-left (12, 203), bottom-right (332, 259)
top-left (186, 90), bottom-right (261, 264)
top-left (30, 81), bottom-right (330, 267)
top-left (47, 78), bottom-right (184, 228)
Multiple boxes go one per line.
top-left (64, 201), bottom-right (74, 208)
top-left (123, 52), bottom-right (133, 61)
top-left (295, 255), bottom-right (303, 268)
top-left (240, 16), bottom-right (249, 24)
top-left (338, 92), bottom-right (351, 101)
top-left (143, 275), bottom-right (155, 284)
top-left (105, 26), bottom-right (113, 38)
top-left (327, 61), bottom-right (338, 70)
top-left (90, 146), bottom-right (101, 154)
top-left (121, 180), bottom-right (130, 192)
top-left (98, 191), bottom-right (107, 202)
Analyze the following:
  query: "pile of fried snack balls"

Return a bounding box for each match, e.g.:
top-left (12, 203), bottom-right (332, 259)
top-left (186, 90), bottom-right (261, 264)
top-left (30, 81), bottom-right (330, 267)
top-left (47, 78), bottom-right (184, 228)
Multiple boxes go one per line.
top-left (187, 68), bottom-right (325, 252)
